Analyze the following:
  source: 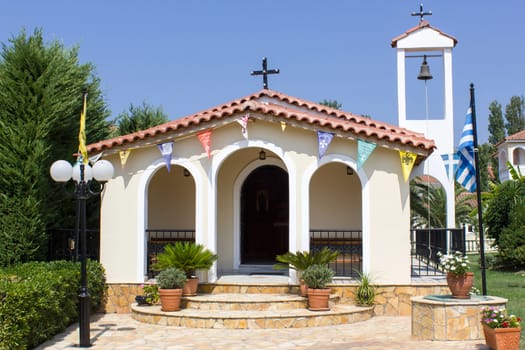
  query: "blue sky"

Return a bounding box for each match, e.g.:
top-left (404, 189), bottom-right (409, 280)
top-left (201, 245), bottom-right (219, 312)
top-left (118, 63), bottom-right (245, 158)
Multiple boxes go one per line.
top-left (1, 1), bottom-right (523, 144)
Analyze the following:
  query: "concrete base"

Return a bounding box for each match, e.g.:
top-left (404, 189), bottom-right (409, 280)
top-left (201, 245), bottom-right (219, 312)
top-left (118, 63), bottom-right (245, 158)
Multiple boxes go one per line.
top-left (411, 295), bottom-right (507, 341)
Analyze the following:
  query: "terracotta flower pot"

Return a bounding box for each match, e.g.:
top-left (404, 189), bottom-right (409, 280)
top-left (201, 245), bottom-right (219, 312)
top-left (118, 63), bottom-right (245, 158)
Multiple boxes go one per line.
top-left (307, 288), bottom-right (331, 311)
top-left (482, 324), bottom-right (521, 350)
top-left (159, 288), bottom-right (182, 311)
top-left (183, 277), bottom-right (199, 296)
top-left (446, 272), bottom-right (474, 299)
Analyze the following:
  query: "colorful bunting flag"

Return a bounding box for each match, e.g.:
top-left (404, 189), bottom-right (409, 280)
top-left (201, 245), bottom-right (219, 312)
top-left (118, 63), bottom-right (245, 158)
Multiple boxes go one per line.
top-left (399, 150), bottom-right (417, 182)
top-left (119, 149), bottom-right (131, 167)
top-left (357, 139), bottom-right (377, 170)
top-left (157, 142), bottom-right (174, 172)
top-left (237, 114), bottom-right (249, 139)
top-left (78, 92), bottom-right (88, 164)
top-left (280, 121), bottom-right (287, 132)
top-left (198, 130), bottom-right (213, 158)
top-left (317, 131), bottom-right (334, 158)
top-left (88, 152), bottom-right (103, 165)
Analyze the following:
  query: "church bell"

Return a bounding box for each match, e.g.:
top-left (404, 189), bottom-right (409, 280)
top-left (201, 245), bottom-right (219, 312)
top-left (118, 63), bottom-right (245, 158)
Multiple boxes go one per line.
top-left (417, 55), bottom-right (433, 81)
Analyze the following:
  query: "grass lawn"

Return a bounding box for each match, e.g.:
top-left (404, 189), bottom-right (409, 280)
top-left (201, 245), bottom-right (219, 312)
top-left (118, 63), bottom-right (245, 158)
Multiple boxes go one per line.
top-left (469, 253), bottom-right (525, 348)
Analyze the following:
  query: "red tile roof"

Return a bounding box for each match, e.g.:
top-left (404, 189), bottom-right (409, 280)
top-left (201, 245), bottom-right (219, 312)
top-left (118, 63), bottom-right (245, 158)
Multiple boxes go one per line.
top-left (87, 89), bottom-right (435, 156)
top-left (391, 20), bottom-right (458, 48)
top-left (504, 129), bottom-right (525, 141)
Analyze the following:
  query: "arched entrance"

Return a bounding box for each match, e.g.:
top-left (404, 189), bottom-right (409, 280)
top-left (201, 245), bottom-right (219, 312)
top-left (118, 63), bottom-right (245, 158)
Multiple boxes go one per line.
top-left (240, 165), bottom-right (288, 264)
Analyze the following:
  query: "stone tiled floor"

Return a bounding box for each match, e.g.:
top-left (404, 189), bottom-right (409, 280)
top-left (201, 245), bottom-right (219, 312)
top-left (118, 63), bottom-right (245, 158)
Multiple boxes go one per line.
top-left (36, 313), bottom-right (491, 350)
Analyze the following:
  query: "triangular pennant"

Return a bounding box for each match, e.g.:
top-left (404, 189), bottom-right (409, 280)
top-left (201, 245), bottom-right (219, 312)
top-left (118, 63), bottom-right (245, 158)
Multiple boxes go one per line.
top-left (317, 131), bottom-right (334, 158)
top-left (119, 149), bottom-right (131, 167)
top-left (157, 142), bottom-right (174, 172)
top-left (357, 139), bottom-right (377, 170)
top-left (88, 152), bottom-right (104, 165)
top-left (198, 130), bottom-right (213, 158)
top-left (236, 114), bottom-right (249, 139)
top-left (280, 121), bottom-right (287, 132)
top-left (399, 151), bottom-right (417, 182)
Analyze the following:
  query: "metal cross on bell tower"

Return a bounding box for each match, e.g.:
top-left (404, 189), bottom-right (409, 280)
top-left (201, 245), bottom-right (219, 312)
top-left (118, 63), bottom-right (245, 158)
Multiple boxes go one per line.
top-left (251, 57), bottom-right (280, 89)
top-left (411, 3), bottom-right (432, 22)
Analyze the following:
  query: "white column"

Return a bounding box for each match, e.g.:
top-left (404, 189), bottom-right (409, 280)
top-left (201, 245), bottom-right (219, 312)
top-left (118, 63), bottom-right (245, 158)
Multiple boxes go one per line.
top-left (397, 48), bottom-right (407, 126)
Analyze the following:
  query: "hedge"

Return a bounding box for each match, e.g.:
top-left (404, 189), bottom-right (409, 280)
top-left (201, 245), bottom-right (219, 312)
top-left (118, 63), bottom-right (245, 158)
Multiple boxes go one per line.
top-left (0, 260), bottom-right (106, 350)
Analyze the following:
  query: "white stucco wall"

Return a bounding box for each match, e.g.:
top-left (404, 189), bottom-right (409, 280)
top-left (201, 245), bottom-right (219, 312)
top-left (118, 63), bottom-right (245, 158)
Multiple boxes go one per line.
top-left (100, 116), bottom-right (414, 284)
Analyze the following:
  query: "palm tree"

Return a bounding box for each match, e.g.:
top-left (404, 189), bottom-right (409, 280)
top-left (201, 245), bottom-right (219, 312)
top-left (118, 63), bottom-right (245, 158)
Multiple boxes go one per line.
top-left (410, 178), bottom-right (474, 228)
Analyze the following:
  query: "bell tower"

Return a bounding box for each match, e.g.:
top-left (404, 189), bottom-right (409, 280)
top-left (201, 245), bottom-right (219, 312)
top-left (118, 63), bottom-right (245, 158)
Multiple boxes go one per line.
top-left (391, 6), bottom-right (458, 228)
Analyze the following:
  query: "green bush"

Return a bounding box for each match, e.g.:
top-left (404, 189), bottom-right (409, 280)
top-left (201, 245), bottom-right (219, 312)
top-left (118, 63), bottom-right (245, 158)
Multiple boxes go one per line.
top-left (156, 267), bottom-right (187, 289)
top-left (302, 264), bottom-right (334, 289)
top-left (0, 260), bottom-right (106, 350)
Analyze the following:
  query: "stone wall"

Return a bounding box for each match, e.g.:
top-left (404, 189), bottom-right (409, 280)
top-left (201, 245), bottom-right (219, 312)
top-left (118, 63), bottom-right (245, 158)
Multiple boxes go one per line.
top-left (332, 283), bottom-right (449, 316)
top-left (105, 284), bottom-right (143, 313)
top-left (104, 282), bottom-right (448, 315)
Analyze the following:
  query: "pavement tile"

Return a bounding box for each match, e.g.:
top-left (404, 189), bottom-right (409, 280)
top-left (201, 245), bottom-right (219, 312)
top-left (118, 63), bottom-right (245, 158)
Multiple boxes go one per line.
top-left (34, 313), bottom-right (492, 350)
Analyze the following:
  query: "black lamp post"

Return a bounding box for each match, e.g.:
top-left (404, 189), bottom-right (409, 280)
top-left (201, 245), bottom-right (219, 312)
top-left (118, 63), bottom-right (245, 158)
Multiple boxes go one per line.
top-left (50, 159), bottom-right (114, 347)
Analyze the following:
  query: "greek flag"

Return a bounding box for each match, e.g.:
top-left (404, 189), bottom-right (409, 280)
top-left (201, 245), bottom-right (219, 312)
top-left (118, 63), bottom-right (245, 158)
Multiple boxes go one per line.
top-left (455, 108), bottom-right (476, 192)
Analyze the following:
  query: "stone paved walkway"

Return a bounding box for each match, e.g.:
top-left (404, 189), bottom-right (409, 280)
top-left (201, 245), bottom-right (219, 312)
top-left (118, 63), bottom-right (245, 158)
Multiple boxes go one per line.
top-left (36, 313), bottom-right (490, 350)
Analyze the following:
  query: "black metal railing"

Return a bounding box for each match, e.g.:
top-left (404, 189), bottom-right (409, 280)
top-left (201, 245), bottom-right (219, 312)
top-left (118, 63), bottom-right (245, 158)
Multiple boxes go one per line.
top-left (146, 229), bottom-right (195, 277)
top-left (310, 230), bottom-right (362, 277)
top-left (47, 228), bottom-right (100, 261)
top-left (410, 228), bottom-right (465, 277)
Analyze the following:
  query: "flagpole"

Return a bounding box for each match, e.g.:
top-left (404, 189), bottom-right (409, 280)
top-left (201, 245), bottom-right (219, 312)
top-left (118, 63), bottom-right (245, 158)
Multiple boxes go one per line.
top-left (469, 83), bottom-right (487, 295)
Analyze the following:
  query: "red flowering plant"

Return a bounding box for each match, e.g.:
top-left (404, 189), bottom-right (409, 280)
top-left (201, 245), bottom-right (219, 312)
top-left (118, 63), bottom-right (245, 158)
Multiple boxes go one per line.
top-left (481, 306), bottom-right (522, 329)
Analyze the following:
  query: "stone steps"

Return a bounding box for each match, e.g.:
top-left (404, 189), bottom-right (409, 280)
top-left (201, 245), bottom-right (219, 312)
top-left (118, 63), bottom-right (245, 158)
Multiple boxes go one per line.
top-left (131, 275), bottom-right (373, 329)
top-left (131, 303), bottom-right (373, 329)
top-left (182, 292), bottom-right (340, 310)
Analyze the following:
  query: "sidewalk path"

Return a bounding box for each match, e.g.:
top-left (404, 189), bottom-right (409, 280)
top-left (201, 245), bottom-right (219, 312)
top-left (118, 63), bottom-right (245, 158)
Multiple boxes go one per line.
top-left (36, 313), bottom-right (490, 350)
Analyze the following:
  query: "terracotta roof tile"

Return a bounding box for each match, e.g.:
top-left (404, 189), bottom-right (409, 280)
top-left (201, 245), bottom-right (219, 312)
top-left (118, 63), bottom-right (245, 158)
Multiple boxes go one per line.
top-left (505, 129), bottom-right (525, 141)
top-left (391, 20), bottom-right (458, 48)
top-left (87, 89), bottom-right (435, 155)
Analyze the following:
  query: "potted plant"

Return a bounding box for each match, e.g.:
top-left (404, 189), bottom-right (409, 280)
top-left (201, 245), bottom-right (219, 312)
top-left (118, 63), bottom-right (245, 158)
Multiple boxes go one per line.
top-left (480, 306), bottom-right (521, 350)
top-left (355, 272), bottom-right (377, 306)
top-left (274, 247), bottom-right (338, 296)
top-left (135, 281), bottom-right (159, 306)
top-left (156, 267), bottom-right (187, 311)
top-left (152, 242), bottom-right (218, 296)
top-left (437, 251), bottom-right (473, 299)
top-left (301, 264), bottom-right (335, 311)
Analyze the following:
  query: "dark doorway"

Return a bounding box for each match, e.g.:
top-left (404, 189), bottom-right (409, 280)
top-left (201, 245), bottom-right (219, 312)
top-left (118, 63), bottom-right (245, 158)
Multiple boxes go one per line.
top-left (241, 165), bottom-right (289, 264)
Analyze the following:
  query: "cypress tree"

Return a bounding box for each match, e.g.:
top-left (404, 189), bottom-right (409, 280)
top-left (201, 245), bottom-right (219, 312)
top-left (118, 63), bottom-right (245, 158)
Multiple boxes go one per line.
top-left (0, 29), bottom-right (110, 265)
top-left (504, 96), bottom-right (525, 136)
top-left (488, 100), bottom-right (505, 145)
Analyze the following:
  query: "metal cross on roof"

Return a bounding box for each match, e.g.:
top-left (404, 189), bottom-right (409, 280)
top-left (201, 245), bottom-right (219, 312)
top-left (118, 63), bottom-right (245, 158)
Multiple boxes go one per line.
top-left (411, 3), bottom-right (432, 22)
top-left (251, 57), bottom-right (280, 89)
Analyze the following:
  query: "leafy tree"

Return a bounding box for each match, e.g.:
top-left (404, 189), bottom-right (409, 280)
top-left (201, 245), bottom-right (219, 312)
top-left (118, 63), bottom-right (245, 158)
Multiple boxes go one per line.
top-left (497, 204), bottom-right (525, 269)
top-left (504, 95), bottom-right (525, 136)
top-left (112, 101), bottom-right (168, 136)
top-left (0, 29), bottom-right (110, 265)
top-left (488, 100), bottom-right (505, 145)
top-left (319, 99), bottom-right (342, 110)
top-left (478, 143), bottom-right (497, 190)
top-left (484, 163), bottom-right (525, 245)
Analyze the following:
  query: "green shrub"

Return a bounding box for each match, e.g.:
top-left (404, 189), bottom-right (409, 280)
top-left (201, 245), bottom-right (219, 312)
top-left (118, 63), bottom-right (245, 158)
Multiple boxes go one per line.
top-left (302, 264), bottom-right (334, 289)
top-left (0, 260), bottom-right (106, 349)
top-left (156, 267), bottom-right (187, 289)
top-left (152, 242), bottom-right (218, 278)
top-left (274, 247), bottom-right (339, 272)
top-left (355, 272), bottom-right (377, 306)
